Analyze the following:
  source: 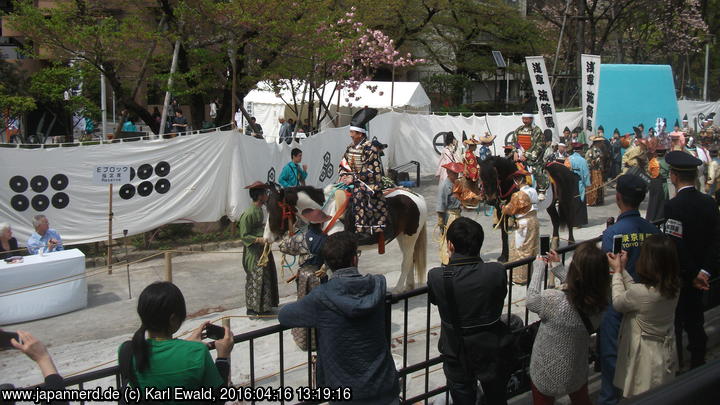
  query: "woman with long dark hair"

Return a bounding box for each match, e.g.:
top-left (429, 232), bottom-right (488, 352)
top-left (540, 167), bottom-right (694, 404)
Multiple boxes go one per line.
top-left (608, 234), bottom-right (680, 398)
top-left (527, 242), bottom-right (610, 405)
top-left (120, 282), bottom-right (234, 390)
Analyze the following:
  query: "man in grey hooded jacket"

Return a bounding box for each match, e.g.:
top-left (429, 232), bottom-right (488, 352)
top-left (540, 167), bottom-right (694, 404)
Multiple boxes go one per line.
top-left (278, 231), bottom-right (399, 404)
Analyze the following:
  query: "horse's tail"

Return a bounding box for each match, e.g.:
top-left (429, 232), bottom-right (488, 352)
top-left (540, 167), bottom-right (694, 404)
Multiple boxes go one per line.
top-left (546, 163), bottom-right (576, 228)
top-left (413, 224), bottom-right (427, 285)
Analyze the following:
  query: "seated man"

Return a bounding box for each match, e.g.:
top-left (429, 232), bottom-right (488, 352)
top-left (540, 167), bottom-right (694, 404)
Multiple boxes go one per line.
top-left (278, 231), bottom-right (399, 404)
top-left (244, 116), bottom-right (264, 138)
top-left (428, 217), bottom-right (510, 405)
top-left (27, 215), bottom-right (63, 255)
top-left (171, 110), bottom-right (188, 134)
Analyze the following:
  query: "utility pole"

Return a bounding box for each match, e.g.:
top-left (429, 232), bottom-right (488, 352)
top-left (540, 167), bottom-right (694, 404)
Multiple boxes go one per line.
top-left (704, 41), bottom-right (710, 101)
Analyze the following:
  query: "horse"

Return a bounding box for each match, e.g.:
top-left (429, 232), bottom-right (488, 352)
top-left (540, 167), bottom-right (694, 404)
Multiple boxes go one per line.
top-left (478, 156), bottom-right (578, 262)
top-left (263, 183), bottom-right (428, 293)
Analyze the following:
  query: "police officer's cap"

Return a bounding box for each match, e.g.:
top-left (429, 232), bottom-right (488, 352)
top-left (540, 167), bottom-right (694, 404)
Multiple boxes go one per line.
top-left (616, 174), bottom-right (647, 200)
top-left (665, 150), bottom-right (702, 172)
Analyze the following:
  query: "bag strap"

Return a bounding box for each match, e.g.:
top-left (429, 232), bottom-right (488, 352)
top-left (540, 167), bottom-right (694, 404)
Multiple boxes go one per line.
top-left (562, 291), bottom-right (594, 335)
top-left (442, 266), bottom-right (471, 375)
top-left (118, 341), bottom-right (140, 388)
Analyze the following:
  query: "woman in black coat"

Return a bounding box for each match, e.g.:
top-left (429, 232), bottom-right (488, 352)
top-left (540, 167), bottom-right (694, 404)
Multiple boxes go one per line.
top-left (0, 223), bottom-right (19, 260)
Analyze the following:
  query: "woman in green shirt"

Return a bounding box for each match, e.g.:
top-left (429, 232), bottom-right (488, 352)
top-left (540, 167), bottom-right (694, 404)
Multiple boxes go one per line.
top-left (120, 282), bottom-right (234, 395)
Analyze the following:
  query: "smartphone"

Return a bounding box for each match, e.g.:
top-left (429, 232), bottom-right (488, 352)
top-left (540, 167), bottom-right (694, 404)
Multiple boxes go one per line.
top-left (0, 331), bottom-right (19, 349)
top-left (540, 235), bottom-right (550, 256)
top-left (612, 234), bottom-right (623, 255)
top-left (204, 324), bottom-right (225, 340)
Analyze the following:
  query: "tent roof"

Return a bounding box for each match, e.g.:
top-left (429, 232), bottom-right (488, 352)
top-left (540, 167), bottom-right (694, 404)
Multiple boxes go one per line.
top-left (244, 81), bottom-right (431, 109)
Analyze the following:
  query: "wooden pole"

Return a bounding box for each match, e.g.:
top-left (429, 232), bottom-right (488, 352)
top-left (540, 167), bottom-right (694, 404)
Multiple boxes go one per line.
top-left (164, 251), bottom-right (172, 282)
top-left (107, 184), bottom-right (113, 273)
top-left (124, 229), bottom-right (131, 299)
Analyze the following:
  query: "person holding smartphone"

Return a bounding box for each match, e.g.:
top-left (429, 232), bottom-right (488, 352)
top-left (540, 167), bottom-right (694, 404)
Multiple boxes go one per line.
top-left (119, 282), bottom-right (234, 391)
top-left (597, 174), bottom-right (659, 405)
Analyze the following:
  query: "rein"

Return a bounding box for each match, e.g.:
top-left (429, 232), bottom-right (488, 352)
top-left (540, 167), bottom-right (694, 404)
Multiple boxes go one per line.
top-left (277, 199), bottom-right (297, 235)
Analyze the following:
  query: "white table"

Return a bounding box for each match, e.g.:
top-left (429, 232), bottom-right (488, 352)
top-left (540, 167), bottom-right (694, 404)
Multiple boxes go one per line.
top-left (0, 249), bottom-right (87, 325)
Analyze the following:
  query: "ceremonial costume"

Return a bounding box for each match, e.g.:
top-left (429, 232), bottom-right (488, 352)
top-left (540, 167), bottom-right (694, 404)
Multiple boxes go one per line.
top-left (609, 132), bottom-right (622, 180)
top-left (663, 151), bottom-right (720, 368)
top-left (438, 163), bottom-right (463, 265)
top-left (706, 149), bottom-right (720, 195)
top-left (645, 149), bottom-right (669, 222)
top-left (512, 109), bottom-right (548, 195)
top-left (621, 142), bottom-right (648, 174)
top-left (477, 133), bottom-right (495, 162)
top-left (568, 145), bottom-right (590, 226)
top-left (502, 170), bottom-right (539, 284)
top-left (238, 183), bottom-right (279, 314)
top-left (586, 136), bottom-right (605, 206)
top-left (462, 136), bottom-right (481, 182)
top-left (680, 114), bottom-right (696, 139)
top-left (340, 108), bottom-right (389, 239)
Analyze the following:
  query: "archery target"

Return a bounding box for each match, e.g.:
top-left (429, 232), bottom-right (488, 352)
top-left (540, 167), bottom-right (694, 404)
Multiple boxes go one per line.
top-left (9, 176), bottom-right (28, 193)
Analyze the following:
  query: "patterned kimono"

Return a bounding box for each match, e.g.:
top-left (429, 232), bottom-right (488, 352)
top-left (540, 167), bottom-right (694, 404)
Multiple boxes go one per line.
top-left (238, 205), bottom-right (279, 313)
top-left (463, 149), bottom-right (479, 182)
top-left (512, 124), bottom-right (548, 191)
top-left (340, 137), bottom-right (388, 234)
top-left (585, 145), bottom-right (605, 206)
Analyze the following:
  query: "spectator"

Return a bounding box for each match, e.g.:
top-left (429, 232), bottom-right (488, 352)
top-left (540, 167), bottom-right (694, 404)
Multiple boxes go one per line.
top-left (152, 107), bottom-right (161, 126)
top-left (122, 117), bottom-right (137, 132)
top-left (278, 117), bottom-right (292, 145)
top-left (279, 232), bottom-right (399, 404)
top-left (608, 235), bottom-right (680, 398)
top-left (278, 148), bottom-right (308, 188)
top-left (0, 222), bottom-right (19, 260)
top-left (209, 98), bottom-right (219, 120)
top-left (527, 243), bottom-right (610, 405)
top-left (427, 217), bottom-right (510, 405)
top-left (234, 108), bottom-right (243, 130)
top-left (171, 110), bottom-right (188, 134)
top-left (120, 282), bottom-right (234, 390)
top-left (244, 117), bottom-right (264, 138)
top-left (301, 118), bottom-right (312, 134)
top-left (27, 215), bottom-right (63, 255)
top-left (8, 330), bottom-right (68, 399)
top-left (598, 174), bottom-right (659, 405)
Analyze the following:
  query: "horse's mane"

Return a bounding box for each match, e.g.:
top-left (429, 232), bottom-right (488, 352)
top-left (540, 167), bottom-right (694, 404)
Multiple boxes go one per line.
top-left (479, 156), bottom-right (518, 200)
top-left (282, 185), bottom-right (326, 207)
top-left (545, 162), bottom-right (577, 227)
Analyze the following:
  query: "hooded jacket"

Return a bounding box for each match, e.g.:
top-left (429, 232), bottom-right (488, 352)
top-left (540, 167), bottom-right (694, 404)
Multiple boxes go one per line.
top-left (278, 267), bottom-right (399, 404)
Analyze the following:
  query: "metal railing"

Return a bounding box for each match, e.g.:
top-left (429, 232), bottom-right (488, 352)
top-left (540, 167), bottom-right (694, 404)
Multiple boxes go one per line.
top-left (22, 229), bottom-right (720, 404)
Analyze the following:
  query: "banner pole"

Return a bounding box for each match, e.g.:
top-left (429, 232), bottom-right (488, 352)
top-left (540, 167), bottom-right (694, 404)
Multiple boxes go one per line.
top-left (108, 184), bottom-right (113, 273)
top-left (124, 229), bottom-right (131, 299)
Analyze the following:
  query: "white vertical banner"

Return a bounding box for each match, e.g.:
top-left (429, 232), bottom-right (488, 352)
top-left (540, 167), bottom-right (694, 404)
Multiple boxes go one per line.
top-left (525, 56), bottom-right (560, 140)
top-left (581, 54), bottom-right (601, 137)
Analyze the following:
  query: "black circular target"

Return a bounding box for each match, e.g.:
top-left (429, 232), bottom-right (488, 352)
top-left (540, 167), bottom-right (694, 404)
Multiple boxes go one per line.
top-left (11, 195), bottom-right (29, 211)
top-left (51, 174), bottom-right (69, 191)
top-left (154, 178), bottom-right (171, 194)
top-left (155, 161), bottom-right (170, 177)
top-left (137, 164), bottom-right (153, 180)
top-left (119, 184), bottom-right (136, 200)
top-left (30, 175), bottom-right (48, 193)
top-left (51, 192), bottom-right (69, 209)
top-left (31, 194), bottom-right (49, 211)
top-left (9, 176), bottom-right (28, 193)
top-left (129, 167), bottom-right (136, 181)
top-left (137, 181), bottom-right (153, 197)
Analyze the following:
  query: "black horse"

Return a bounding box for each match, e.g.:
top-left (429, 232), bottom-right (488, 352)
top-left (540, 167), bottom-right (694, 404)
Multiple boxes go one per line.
top-left (479, 156), bottom-right (578, 262)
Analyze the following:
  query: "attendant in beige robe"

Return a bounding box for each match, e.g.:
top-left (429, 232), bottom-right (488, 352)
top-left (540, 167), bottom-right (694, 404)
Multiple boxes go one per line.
top-left (502, 169), bottom-right (539, 284)
top-left (608, 234), bottom-right (680, 398)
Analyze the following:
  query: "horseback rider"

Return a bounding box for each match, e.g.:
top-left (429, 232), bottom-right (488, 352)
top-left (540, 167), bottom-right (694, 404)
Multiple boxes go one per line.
top-left (338, 107), bottom-right (390, 249)
top-left (511, 102), bottom-right (548, 201)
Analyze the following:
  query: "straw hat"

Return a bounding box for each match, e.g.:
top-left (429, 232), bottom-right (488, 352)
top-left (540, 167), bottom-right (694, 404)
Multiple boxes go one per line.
top-left (463, 135), bottom-right (481, 145)
top-left (478, 133), bottom-right (496, 144)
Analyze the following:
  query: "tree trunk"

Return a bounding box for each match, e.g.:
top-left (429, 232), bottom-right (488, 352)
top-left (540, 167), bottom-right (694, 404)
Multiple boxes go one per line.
top-left (102, 63), bottom-right (158, 134)
top-left (177, 45), bottom-right (206, 130)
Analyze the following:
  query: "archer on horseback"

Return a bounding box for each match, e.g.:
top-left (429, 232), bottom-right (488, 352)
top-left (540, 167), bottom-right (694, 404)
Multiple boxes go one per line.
top-left (338, 107), bottom-right (391, 252)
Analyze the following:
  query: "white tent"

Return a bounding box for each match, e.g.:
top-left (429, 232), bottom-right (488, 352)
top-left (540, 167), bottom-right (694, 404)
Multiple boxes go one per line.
top-left (243, 81), bottom-right (431, 143)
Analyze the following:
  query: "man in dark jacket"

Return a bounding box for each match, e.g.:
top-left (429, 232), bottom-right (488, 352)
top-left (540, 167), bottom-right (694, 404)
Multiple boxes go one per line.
top-left (664, 151), bottom-right (720, 369)
top-left (278, 231), bottom-right (399, 404)
top-left (427, 217), bottom-right (509, 405)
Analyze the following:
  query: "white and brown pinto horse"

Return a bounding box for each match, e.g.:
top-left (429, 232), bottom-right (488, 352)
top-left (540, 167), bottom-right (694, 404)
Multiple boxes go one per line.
top-left (263, 183), bottom-right (428, 293)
